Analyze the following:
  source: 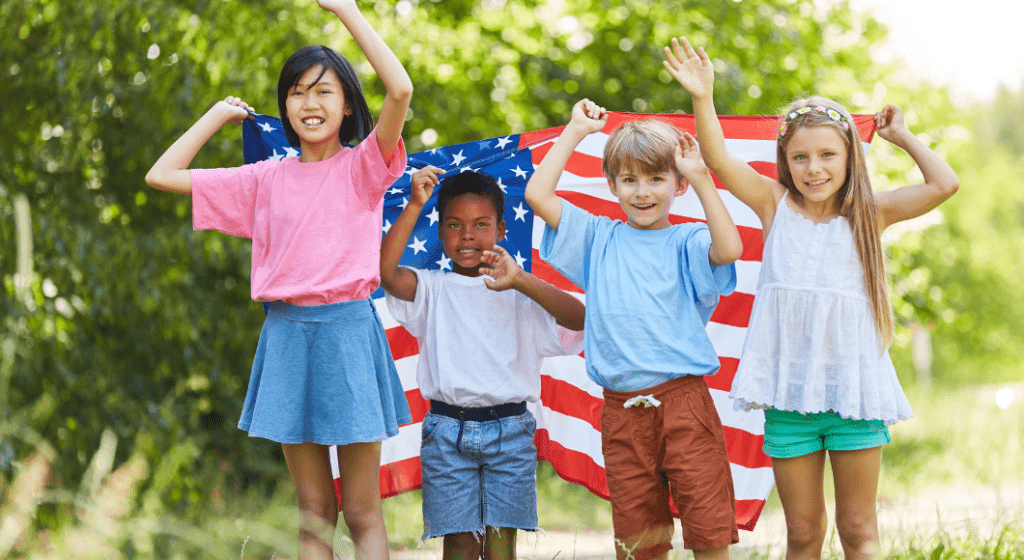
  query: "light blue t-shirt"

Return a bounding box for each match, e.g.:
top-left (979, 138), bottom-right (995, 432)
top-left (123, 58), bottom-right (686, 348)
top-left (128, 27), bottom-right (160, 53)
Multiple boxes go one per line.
top-left (539, 200), bottom-right (737, 392)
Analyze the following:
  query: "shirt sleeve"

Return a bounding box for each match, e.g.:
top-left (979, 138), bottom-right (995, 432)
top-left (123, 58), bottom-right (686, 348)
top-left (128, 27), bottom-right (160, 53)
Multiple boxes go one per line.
top-left (384, 267), bottom-right (431, 337)
top-left (682, 224), bottom-right (737, 323)
top-left (519, 294), bottom-right (585, 358)
top-left (538, 199), bottom-right (598, 291)
top-left (191, 162), bottom-right (266, 239)
top-left (349, 127), bottom-right (408, 208)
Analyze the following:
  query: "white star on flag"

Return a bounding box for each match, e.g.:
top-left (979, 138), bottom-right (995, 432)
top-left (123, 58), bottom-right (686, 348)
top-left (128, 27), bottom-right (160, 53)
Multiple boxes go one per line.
top-left (284, 146), bottom-right (299, 158)
top-left (388, 187), bottom-right (403, 195)
top-left (513, 251), bottom-right (527, 268)
top-left (399, 197), bottom-right (409, 210)
top-left (512, 165), bottom-right (528, 178)
top-left (259, 121), bottom-right (275, 133)
top-left (427, 207), bottom-right (439, 226)
top-left (496, 177), bottom-right (507, 193)
top-left (435, 254), bottom-right (452, 271)
top-left (512, 201), bottom-right (529, 222)
top-left (495, 136), bottom-right (512, 149)
top-left (451, 150), bottom-right (466, 166)
top-left (408, 236), bottom-right (427, 254)
top-left (382, 219), bottom-right (392, 234)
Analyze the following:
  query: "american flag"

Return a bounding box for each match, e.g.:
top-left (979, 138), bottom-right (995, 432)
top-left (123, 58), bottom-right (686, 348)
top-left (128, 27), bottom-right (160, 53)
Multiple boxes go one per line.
top-left (242, 111), bottom-right (877, 531)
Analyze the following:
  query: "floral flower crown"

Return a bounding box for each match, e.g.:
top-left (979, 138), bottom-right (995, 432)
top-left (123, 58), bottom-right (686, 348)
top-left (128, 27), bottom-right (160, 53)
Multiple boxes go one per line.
top-left (778, 105), bottom-right (850, 139)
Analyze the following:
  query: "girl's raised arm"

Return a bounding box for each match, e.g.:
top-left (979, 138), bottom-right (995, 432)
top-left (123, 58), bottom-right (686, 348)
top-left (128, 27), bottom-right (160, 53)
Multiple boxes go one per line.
top-left (145, 97), bottom-right (253, 194)
top-left (873, 105), bottom-right (960, 230)
top-left (321, 0), bottom-right (412, 164)
top-left (664, 37), bottom-right (780, 228)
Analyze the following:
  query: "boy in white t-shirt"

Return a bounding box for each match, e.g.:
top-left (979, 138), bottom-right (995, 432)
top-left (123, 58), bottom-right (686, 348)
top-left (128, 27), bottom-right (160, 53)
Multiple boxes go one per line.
top-left (380, 166), bottom-right (585, 560)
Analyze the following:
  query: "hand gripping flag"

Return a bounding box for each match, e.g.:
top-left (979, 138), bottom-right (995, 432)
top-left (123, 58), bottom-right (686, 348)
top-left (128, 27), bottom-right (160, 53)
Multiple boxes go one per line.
top-left (242, 112), bottom-right (877, 530)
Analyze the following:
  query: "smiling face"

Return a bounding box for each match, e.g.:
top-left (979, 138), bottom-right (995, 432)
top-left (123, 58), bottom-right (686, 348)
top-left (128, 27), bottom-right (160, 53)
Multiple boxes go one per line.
top-left (784, 124), bottom-right (850, 215)
top-left (285, 64), bottom-right (350, 158)
top-left (607, 167), bottom-right (686, 230)
top-left (440, 193), bottom-right (506, 276)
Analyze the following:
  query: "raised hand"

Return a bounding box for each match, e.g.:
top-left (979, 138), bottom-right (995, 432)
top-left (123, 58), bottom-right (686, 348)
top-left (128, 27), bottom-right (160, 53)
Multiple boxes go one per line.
top-left (479, 245), bottom-right (521, 292)
top-left (663, 37), bottom-right (714, 99)
top-left (315, 0), bottom-right (357, 15)
top-left (673, 132), bottom-right (711, 186)
top-left (874, 104), bottom-right (910, 144)
top-left (569, 99), bottom-right (608, 135)
top-left (216, 96), bottom-right (254, 126)
top-left (410, 165), bottom-right (445, 207)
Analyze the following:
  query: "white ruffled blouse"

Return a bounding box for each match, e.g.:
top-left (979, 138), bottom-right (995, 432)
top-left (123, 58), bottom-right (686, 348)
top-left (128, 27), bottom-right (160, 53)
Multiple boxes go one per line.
top-left (729, 192), bottom-right (913, 425)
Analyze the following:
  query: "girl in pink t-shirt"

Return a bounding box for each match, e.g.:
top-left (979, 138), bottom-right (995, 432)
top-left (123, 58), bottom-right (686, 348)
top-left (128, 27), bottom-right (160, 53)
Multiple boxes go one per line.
top-left (146, 2), bottom-right (411, 559)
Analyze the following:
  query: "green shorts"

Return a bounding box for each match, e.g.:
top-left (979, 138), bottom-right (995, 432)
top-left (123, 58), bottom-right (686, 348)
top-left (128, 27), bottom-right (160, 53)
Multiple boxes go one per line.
top-left (762, 409), bottom-right (890, 459)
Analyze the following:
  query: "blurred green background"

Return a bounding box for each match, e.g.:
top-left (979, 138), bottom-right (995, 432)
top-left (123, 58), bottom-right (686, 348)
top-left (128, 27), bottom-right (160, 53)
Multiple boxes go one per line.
top-left (2, 0), bottom-right (1023, 558)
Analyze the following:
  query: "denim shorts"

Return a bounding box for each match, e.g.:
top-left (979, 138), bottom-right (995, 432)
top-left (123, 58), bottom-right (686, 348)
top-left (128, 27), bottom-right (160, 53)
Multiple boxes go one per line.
top-left (419, 410), bottom-right (539, 539)
top-left (763, 408), bottom-right (891, 459)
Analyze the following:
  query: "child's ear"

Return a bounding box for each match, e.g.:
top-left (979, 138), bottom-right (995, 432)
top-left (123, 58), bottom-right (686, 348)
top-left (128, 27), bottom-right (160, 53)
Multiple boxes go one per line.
top-left (497, 220), bottom-right (506, 242)
top-left (675, 176), bottom-right (689, 197)
top-left (607, 178), bottom-right (618, 196)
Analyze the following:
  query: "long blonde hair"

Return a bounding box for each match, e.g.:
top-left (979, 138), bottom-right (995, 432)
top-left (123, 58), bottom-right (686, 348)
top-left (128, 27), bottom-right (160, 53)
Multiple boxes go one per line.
top-left (776, 97), bottom-right (894, 348)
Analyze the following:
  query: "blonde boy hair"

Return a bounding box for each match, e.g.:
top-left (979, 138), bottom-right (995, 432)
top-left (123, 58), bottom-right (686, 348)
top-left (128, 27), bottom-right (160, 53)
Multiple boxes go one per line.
top-left (776, 96), bottom-right (894, 348)
top-left (602, 119), bottom-right (684, 182)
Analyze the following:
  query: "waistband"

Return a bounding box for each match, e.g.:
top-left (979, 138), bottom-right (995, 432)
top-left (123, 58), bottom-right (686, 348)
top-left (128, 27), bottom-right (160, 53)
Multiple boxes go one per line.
top-left (265, 298), bottom-right (375, 322)
top-left (430, 400), bottom-right (527, 422)
top-left (602, 374), bottom-right (707, 406)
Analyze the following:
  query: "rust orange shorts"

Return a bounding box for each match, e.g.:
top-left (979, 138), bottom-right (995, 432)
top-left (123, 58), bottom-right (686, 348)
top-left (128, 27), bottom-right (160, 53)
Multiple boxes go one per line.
top-left (601, 375), bottom-right (739, 559)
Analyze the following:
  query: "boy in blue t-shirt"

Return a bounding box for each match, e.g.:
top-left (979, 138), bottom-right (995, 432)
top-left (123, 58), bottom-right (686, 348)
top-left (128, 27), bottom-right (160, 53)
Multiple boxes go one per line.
top-left (525, 99), bottom-right (743, 560)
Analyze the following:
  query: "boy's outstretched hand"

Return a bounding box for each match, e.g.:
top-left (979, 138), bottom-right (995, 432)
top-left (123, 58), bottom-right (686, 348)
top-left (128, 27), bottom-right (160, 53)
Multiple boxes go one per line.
top-left (410, 165), bottom-right (445, 207)
top-left (479, 246), bottom-right (522, 292)
top-left (674, 132), bottom-right (711, 187)
top-left (663, 37), bottom-right (713, 99)
top-left (569, 99), bottom-right (608, 135)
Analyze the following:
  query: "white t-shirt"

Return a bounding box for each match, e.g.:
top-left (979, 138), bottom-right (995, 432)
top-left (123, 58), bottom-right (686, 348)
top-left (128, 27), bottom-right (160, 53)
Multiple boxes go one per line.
top-left (386, 268), bottom-right (584, 407)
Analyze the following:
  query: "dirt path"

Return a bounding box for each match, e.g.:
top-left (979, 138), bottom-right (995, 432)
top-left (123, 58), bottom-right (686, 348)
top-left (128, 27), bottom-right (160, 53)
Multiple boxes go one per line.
top-left (392, 482), bottom-right (1024, 559)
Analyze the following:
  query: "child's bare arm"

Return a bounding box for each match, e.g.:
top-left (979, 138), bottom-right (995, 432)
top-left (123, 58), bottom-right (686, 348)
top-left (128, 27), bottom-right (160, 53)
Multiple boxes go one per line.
top-left (380, 165), bottom-right (445, 301)
top-left (480, 246), bottom-right (585, 330)
top-left (320, 0), bottom-right (412, 164)
top-left (663, 37), bottom-right (779, 225)
top-left (676, 133), bottom-right (743, 266)
top-left (145, 97), bottom-right (253, 194)
top-left (524, 99), bottom-right (607, 230)
top-left (873, 105), bottom-right (960, 230)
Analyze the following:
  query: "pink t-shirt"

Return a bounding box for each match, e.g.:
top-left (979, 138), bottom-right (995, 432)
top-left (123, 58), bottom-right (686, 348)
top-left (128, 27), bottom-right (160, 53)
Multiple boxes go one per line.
top-left (191, 129), bottom-right (407, 305)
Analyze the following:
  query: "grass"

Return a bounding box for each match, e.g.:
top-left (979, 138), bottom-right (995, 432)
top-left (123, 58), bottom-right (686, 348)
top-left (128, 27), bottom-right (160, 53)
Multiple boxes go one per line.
top-left (4, 383), bottom-right (1023, 559)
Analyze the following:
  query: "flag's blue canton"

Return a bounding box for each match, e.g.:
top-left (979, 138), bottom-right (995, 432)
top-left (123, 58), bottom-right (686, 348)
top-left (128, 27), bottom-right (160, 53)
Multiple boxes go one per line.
top-left (241, 114), bottom-right (536, 301)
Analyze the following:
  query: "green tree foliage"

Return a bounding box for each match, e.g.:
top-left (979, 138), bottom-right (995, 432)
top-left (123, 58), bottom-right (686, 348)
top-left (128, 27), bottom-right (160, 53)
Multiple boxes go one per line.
top-left (2, 0), bottom-right (895, 520)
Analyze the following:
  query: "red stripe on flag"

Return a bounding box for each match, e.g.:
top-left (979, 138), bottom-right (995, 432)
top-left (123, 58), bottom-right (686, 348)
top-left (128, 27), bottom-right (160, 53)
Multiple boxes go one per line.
top-left (725, 426), bottom-right (770, 470)
top-left (711, 292), bottom-right (754, 329)
top-left (535, 428), bottom-right (610, 499)
top-left (540, 376), bottom-right (603, 432)
top-left (381, 456), bottom-right (423, 498)
top-left (519, 126), bottom-right (564, 151)
top-left (706, 357), bottom-right (739, 392)
top-left (736, 499), bottom-right (767, 532)
top-left (565, 151), bottom-right (605, 178)
top-left (386, 325), bottom-right (419, 361)
top-left (557, 191), bottom-right (764, 261)
top-left (531, 249), bottom-right (583, 294)
top-left (404, 390), bottom-right (429, 424)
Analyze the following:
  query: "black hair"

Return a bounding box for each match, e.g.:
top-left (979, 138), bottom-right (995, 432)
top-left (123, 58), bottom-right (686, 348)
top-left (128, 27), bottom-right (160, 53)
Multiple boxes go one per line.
top-left (277, 45), bottom-right (374, 148)
top-left (436, 170), bottom-right (505, 224)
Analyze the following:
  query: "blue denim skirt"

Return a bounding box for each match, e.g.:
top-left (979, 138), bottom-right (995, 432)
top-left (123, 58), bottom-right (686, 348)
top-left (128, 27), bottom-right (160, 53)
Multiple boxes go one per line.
top-left (238, 299), bottom-right (412, 445)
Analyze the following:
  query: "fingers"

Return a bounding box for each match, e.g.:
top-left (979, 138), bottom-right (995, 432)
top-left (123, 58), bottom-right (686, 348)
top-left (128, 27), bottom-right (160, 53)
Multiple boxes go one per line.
top-left (681, 131), bottom-right (698, 151)
top-left (413, 165), bottom-right (445, 187)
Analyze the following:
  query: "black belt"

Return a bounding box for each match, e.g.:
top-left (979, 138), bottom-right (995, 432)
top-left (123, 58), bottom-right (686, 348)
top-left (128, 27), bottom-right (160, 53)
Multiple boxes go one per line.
top-left (429, 400), bottom-right (527, 454)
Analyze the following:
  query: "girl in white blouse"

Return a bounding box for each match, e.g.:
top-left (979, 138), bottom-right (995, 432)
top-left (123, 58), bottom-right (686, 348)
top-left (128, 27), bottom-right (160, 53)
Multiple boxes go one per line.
top-left (664, 37), bottom-right (959, 559)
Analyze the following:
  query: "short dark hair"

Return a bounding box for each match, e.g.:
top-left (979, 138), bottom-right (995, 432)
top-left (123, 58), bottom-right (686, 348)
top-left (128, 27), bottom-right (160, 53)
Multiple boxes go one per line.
top-left (277, 45), bottom-right (374, 148)
top-left (436, 171), bottom-right (505, 224)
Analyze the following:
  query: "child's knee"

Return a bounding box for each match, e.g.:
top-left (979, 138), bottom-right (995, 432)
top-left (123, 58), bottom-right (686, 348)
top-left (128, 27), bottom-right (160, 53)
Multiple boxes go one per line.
top-left (340, 499), bottom-right (384, 535)
top-left (834, 510), bottom-right (878, 545)
top-left (785, 512), bottom-right (827, 547)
